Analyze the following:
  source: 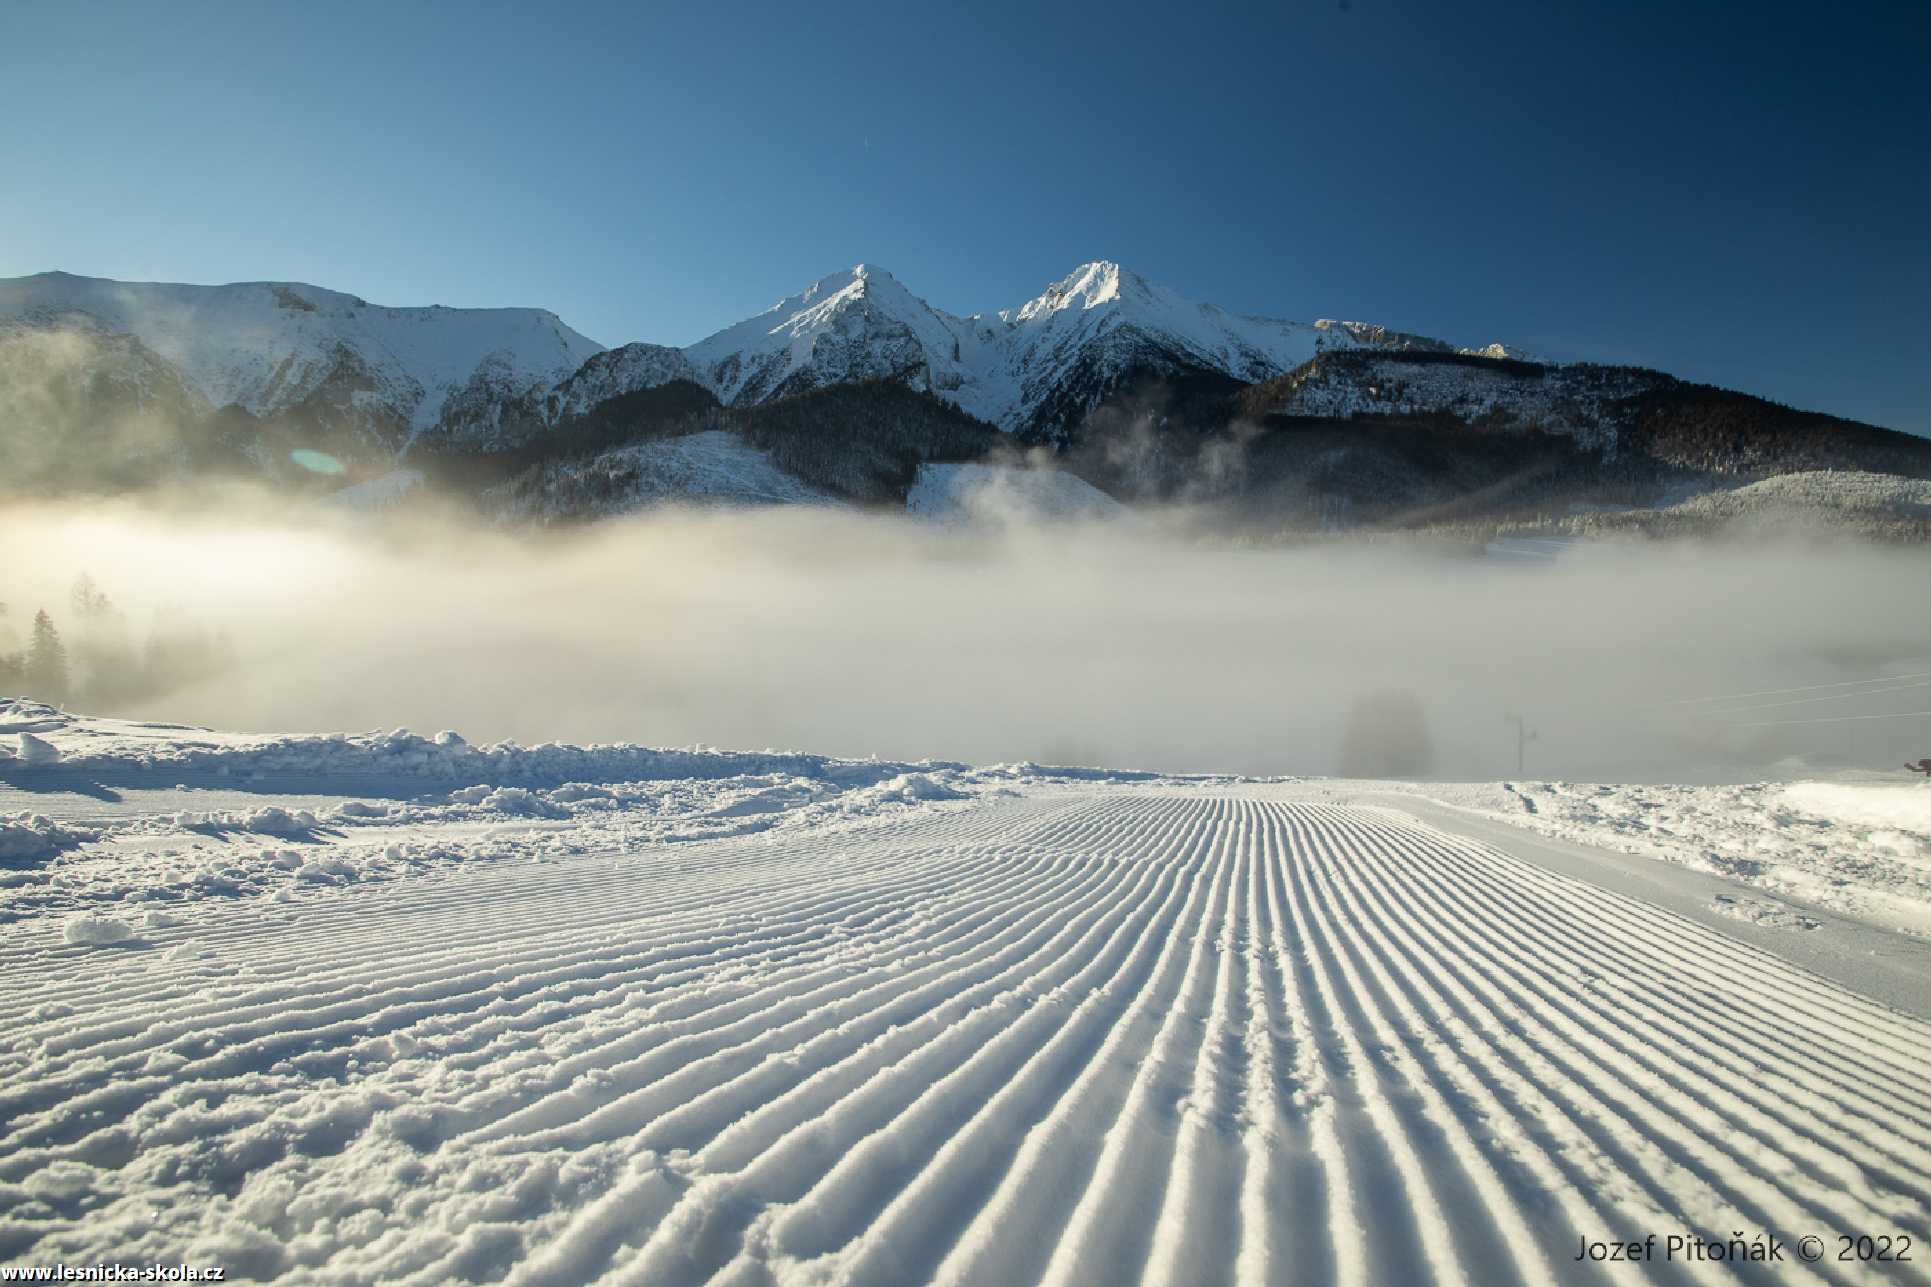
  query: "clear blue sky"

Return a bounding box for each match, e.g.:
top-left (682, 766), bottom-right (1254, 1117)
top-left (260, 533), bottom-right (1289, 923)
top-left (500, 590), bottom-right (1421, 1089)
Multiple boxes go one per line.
top-left (4, 0), bottom-right (1926, 432)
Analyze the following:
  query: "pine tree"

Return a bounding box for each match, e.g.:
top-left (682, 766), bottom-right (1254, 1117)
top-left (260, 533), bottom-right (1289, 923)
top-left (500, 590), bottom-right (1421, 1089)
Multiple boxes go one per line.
top-left (65, 574), bottom-right (137, 708)
top-left (70, 574), bottom-right (112, 620)
top-left (23, 610), bottom-right (69, 706)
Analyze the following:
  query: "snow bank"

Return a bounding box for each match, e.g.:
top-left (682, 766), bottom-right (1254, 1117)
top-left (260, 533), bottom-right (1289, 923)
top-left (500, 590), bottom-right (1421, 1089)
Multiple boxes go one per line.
top-left (0, 704), bottom-right (1262, 928)
top-left (1412, 778), bottom-right (1931, 937)
top-left (1780, 782), bottom-right (1931, 835)
top-left (7, 709), bottom-right (977, 789)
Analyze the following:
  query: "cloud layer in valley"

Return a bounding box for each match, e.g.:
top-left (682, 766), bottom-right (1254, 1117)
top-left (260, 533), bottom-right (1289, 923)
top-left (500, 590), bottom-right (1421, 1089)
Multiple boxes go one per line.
top-left (5, 494), bottom-right (1929, 782)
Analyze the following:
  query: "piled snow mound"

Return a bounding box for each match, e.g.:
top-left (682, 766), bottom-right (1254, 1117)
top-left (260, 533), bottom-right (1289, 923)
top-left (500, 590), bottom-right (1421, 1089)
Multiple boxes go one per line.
top-left (0, 813), bottom-right (84, 862)
top-left (907, 462), bottom-right (1126, 524)
top-left (448, 785), bottom-right (569, 818)
top-left (15, 732), bottom-right (60, 765)
top-left (0, 700), bottom-right (71, 730)
top-left (61, 913), bottom-right (135, 945)
top-left (861, 772), bottom-right (968, 804)
top-left (296, 856), bottom-right (360, 881)
top-left (228, 806), bottom-right (319, 835)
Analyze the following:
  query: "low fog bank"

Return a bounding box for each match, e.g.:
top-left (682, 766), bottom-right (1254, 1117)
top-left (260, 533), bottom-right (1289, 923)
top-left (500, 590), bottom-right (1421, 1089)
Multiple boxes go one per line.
top-left (5, 494), bottom-right (1928, 783)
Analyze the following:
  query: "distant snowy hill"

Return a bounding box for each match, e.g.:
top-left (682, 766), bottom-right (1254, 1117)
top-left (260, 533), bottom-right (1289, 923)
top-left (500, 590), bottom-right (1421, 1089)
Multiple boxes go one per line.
top-left (0, 271), bottom-right (601, 451)
top-left (491, 430), bottom-right (835, 523)
top-left (545, 342), bottom-right (696, 423)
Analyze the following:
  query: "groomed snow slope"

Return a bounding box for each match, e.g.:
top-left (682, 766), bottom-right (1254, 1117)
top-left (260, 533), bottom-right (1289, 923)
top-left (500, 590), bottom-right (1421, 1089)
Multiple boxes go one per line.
top-left (3, 783), bottom-right (1929, 1283)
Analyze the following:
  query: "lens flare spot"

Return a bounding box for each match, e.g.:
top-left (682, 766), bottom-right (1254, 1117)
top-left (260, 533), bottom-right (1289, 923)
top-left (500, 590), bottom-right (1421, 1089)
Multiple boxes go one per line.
top-left (290, 449), bottom-right (345, 475)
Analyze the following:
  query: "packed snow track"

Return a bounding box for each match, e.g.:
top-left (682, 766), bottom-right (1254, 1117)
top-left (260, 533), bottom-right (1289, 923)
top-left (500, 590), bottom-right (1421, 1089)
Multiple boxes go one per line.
top-left (4, 793), bottom-right (1929, 1285)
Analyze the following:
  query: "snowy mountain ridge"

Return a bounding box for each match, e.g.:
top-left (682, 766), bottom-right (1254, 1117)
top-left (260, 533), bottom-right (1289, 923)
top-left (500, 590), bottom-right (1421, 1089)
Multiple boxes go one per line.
top-left (665, 259), bottom-right (1520, 439)
top-left (0, 271), bottom-right (603, 446)
top-left (0, 263), bottom-right (1515, 453)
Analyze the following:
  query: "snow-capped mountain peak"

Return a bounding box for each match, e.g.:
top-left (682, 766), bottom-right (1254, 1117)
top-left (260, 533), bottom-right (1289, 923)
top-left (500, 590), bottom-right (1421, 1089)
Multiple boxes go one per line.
top-left (1007, 260), bottom-right (1143, 321)
top-left (784, 262), bottom-right (899, 309)
top-left (767, 264), bottom-right (935, 338)
top-left (683, 263), bottom-right (980, 407)
top-left (662, 258), bottom-right (1525, 438)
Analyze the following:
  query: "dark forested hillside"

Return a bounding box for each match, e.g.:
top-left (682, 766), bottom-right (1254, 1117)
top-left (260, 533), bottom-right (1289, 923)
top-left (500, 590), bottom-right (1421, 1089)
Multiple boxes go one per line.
top-left (728, 381), bottom-right (1006, 503)
top-left (1031, 349), bottom-right (1931, 533)
top-left (450, 379), bottom-right (1010, 517)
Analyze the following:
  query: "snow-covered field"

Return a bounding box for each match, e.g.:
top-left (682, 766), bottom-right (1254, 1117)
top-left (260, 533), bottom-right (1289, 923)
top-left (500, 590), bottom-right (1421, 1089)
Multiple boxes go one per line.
top-left (1400, 778), bottom-right (1931, 938)
top-left (4, 705), bottom-right (1931, 1283)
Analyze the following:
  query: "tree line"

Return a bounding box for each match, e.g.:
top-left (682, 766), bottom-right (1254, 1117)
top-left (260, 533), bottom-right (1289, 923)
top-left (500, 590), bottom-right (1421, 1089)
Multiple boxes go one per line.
top-left (0, 574), bottom-right (233, 711)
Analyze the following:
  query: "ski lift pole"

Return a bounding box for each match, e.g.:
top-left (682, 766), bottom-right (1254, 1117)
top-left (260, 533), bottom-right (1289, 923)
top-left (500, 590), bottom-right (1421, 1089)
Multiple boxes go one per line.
top-left (1504, 712), bottom-right (1537, 778)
